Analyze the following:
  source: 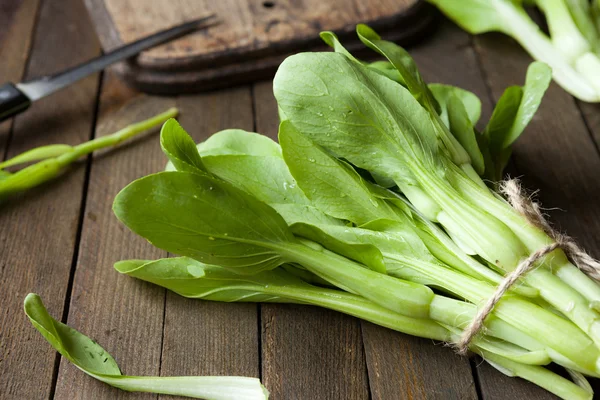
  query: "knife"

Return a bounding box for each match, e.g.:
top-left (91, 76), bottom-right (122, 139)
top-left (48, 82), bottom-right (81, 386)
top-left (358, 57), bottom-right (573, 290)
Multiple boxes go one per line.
top-left (0, 14), bottom-right (218, 123)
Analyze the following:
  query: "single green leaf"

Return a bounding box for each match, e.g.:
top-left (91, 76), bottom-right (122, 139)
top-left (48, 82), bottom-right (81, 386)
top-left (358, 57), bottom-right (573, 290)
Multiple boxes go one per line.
top-left (116, 258), bottom-right (449, 341)
top-left (160, 118), bottom-right (206, 174)
top-left (319, 31), bottom-right (360, 62)
top-left (483, 62), bottom-right (551, 179)
top-left (279, 121), bottom-right (399, 225)
top-left (291, 223), bottom-right (387, 274)
top-left (115, 258), bottom-right (302, 302)
top-left (429, 83), bottom-right (482, 127)
top-left (366, 61), bottom-right (406, 85)
top-left (447, 95), bottom-right (486, 174)
top-left (113, 171), bottom-right (294, 274)
top-left (356, 24), bottom-right (440, 113)
top-left (197, 129), bottom-right (281, 158)
top-left (485, 86), bottom-right (523, 152)
top-left (486, 62), bottom-right (551, 151)
top-left (25, 293), bottom-right (269, 400)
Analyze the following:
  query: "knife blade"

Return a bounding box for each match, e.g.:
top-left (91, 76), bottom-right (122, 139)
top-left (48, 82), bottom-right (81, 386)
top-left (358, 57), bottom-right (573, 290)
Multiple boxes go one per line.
top-left (0, 14), bottom-right (218, 123)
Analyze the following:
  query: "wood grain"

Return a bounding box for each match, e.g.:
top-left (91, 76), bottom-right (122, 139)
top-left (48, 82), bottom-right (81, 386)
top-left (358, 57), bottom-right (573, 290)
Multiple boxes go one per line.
top-left (0, 0), bottom-right (100, 398)
top-left (157, 87), bottom-right (260, 400)
top-left (0, 0), bottom-right (40, 154)
top-left (473, 30), bottom-right (600, 399)
top-left (83, 0), bottom-right (433, 94)
top-left (253, 81), bottom-right (370, 400)
top-left (53, 74), bottom-right (173, 399)
top-left (100, 0), bottom-right (418, 63)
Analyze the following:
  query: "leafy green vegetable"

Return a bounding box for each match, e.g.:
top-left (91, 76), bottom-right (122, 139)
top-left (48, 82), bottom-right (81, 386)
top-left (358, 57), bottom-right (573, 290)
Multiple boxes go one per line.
top-left (0, 108), bottom-right (178, 201)
top-left (109, 24), bottom-right (600, 400)
top-left (25, 293), bottom-right (269, 400)
top-left (427, 0), bottom-right (600, 102)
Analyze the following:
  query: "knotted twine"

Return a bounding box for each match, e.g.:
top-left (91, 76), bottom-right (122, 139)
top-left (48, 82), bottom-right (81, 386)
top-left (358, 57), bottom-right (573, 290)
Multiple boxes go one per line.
top-left (455, 179), bottom-right (600, 355)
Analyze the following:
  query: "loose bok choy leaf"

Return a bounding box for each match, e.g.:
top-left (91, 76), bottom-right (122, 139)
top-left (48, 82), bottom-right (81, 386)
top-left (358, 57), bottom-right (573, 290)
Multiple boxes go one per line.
top-left (0, 108), bottom-right (178, 201)
top-left (24, 293), bottom-right (268, 400)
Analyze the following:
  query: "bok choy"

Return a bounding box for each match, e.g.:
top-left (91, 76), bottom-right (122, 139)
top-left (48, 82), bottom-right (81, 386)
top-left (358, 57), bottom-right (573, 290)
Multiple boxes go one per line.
top-left (111, 25), bottom-right (599, 399)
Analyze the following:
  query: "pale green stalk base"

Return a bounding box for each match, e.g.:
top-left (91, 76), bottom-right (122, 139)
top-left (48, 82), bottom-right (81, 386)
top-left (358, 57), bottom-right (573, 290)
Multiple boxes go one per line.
top-left (96, 374), bottom-right (269, 400)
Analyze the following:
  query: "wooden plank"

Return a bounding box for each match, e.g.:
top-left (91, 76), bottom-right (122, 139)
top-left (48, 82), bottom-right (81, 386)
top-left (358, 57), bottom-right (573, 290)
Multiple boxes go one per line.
top-left (84, 0), bottom-right (432, 94)
top-left (157, 87), bottom-right (260, 399)
top-left (0, 0), bottom-right (101, 398)
top-left (358, 20), bottom-right (483, 400)
top-left (0, 0), bottom-right (41, 153)
top-left (94, 0), bottom-right (420, 62)
top-left (577, 101), bottom-right (600, 152)
top-left (53, 73), bottom-right (173, 399)
top-left (473, 30), bottom-right (600, 399)
top-left (253, 81), bottom-right (370, 400)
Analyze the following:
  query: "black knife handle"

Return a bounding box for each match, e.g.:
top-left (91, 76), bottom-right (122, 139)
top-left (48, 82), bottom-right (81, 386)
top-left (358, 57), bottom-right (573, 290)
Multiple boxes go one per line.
top-left (0, 83), bottom-right (31, 123)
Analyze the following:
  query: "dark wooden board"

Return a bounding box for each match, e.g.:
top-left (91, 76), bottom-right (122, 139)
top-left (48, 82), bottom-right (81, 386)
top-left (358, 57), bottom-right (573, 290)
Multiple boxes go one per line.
top-left (83, 0), bottom-right (434, 94)
top-left (0, 0), bottom-right (100, 398)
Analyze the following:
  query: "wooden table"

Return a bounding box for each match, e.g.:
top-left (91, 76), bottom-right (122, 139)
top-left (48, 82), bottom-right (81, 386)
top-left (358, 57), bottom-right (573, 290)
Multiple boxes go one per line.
top-left (2, 1), bottom-right (600, 399)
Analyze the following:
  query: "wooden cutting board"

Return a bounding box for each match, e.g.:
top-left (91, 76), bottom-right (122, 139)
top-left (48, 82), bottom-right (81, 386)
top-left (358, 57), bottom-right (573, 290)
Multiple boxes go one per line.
top-left (84, 0), bottom-right (434, 94)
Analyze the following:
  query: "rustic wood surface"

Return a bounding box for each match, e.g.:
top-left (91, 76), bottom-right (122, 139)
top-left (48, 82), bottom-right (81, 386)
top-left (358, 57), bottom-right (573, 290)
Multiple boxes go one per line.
top-left (1, 1), bottom-right (600, 399)
top-left (83, 0), bottom-right (433, 94)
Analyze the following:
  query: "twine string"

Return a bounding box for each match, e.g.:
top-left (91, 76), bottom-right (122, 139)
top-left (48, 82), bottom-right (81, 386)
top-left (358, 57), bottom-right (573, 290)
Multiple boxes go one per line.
top-left (454, 179), bottom-right (600, 355)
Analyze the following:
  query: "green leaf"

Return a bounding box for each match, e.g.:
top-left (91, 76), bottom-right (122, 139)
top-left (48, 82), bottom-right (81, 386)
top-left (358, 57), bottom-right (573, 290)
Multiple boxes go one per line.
top-left (274, 52), bottom-right (441, 186)
top-left (115, 258), bottom-right (302, 302)
top-left (25, 293), bottom-right (269, 399)
top-left (279, 121), bottom-right (399, 225)
top-left (429, 83), bottom-right (482, 127)
top-left (113, 171), bottom-right (294, 274)
top-left (483, 61), bottom-right (551, 179)
top-left (356, 24), bottom-right (474, 166)
top-left (160, 118), bottom-right (206, 174)
top-left (116, 258), bottom-right (449, 341)
top-left (366, 61), bottom-right (406, 85)
top-left (447, 95), bottom-right (486, 174)
top-left (356, 24), bottom-right (440, 113)
top-left (197, 129), bottom-right (281, 158)
top-left (290, 223), bottom-right (387, 274)
top-left (319, 31), bottom-right (360, 62)
top-left (25, 293), bottom-right (121, 375)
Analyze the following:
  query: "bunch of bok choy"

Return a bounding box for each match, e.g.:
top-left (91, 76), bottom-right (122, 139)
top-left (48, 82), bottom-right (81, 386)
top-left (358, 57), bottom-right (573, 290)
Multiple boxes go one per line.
top-left (109, 26), bottom-right (600, 399)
